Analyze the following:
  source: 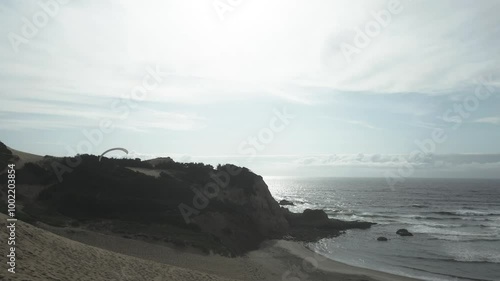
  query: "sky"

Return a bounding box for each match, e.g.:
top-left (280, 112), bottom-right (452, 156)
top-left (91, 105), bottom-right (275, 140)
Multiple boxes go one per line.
top-left (0, 0), bottom-right (499, 178)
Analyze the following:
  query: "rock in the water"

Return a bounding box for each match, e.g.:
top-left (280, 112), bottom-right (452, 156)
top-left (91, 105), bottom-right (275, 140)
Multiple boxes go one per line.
top-left (377, 237), bottom-right (388, 241)
top-left (302, 209), bottom-right (329, 221)
top-left (279, 200), bottom-right (295, 206)
top-left (396, 229), bottom-right (413, 236)
top-left (282, 208), bottom-right (375, 242)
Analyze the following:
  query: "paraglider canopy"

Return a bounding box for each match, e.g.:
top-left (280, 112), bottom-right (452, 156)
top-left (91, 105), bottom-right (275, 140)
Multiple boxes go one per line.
top-left (99, 147), bottom-right (128, 162)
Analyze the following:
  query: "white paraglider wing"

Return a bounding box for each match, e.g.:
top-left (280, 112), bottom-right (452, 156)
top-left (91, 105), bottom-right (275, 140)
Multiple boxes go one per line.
top-left (99, 147), bottom-right (129, 162)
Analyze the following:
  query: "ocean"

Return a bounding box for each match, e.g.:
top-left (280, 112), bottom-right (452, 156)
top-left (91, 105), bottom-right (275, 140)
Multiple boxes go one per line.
top-left (265, 177), bottom-right (500, 281)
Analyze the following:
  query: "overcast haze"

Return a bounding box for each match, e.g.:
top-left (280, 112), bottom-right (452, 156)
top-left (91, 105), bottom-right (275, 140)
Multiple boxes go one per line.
top-left (0, 0), bottom-right (499, 178)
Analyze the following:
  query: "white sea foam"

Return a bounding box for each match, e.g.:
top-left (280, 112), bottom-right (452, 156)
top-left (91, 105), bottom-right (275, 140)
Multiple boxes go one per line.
top-left (446, 245), bottom-right (500, 264)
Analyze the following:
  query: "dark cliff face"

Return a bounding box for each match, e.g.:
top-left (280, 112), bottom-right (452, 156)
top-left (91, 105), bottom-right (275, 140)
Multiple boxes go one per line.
top-left (201, 174), bottom-right (289, 236)
top-left (191, 175), bottom-right (290, 253)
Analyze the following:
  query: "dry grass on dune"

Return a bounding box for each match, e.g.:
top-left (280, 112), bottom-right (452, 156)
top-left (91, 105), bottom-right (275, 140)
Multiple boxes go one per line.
top-left (6, 147), bottom-right (44, 168)
top-left (0, 213), bottom-right (240, 281)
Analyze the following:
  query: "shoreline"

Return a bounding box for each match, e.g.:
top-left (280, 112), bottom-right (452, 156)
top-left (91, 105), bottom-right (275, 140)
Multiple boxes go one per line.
top-left (39, 222), bottom-right (421, 281)
top-left (282, 240), bottom-right (422, 281)
top-left (250, 240), bottom-right (422, 281)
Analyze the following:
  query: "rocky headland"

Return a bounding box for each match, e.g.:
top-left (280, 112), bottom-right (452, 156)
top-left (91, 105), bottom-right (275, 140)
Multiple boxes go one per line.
top-left (0, 141), bottom-right (375, 256)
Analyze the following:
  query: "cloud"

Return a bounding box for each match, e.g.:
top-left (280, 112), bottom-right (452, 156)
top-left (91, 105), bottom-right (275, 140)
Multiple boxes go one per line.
top-left (346, 120), bottom-right (379, 130)
top-left (0, 118), bottom-right (83, 130)
top-left (119, 111), bottom-right (206, 131)
top-left (0, 99), bottom-right (206, 131)
top-left (318, 115), bottom-right (381, 130)
top-left (288, 153), bottom-right (500, 169)
top-left (474, 117), bottom-right (500, 125)
top-left (125, 153), bottom-right (500, 178)
top-left (2, 0), bottom-right (499, 105)
top-left (161, 153), bottom-right (500, 171)
top-left (0, 99), bottom-right (120, 120)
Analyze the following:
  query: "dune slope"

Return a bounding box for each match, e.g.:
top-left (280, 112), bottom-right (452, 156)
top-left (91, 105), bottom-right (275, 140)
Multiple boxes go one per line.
top-left (0, 213), bottom-right (239, 281)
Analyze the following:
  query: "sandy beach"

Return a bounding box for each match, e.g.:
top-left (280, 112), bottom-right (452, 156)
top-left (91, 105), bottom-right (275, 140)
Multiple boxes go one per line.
top-left (0, 213), bottom-right (421, 281)
top-left (0, 213), bottom-right (239, 281)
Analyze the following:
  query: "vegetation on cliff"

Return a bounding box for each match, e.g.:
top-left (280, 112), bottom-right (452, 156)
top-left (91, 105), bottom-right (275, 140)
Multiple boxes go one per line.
top-left (0, 141), bottom-right (374, 256)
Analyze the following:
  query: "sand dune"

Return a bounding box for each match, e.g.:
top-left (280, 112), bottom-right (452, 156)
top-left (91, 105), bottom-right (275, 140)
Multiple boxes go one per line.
top-left (7, 147), bottom-right (44, 168)
top-left (0, 213), bottom-right (239, 281)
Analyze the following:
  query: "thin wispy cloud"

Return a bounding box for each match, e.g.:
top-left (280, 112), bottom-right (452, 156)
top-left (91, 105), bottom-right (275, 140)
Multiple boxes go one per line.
top-left (346, 120), bottom-right (379, 130)
top-left (136, 153), bottom-right (500, 178)
top-left (123, 111), bottom-right (206, 131)
top-left (474, 117), bottom-right (500, 125)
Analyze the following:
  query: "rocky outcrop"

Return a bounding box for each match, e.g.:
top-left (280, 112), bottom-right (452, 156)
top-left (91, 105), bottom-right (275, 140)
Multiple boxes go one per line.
top-left (396, 229), bottom-right (413, 236)
top-left (192, 172), bottom-right (289, 253)
top-left (279, 200), bottom-right (295, 206)
top-left (283, 208), bottom-right (375, 242)
top-left (219, 173), bottom-right (289, 238)
top-left (192, 177), bottom-right (376, 251)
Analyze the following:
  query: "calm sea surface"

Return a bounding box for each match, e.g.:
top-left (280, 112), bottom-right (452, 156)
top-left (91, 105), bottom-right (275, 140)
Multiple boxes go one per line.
top-left (265, 177), bottom-right (500, 281)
